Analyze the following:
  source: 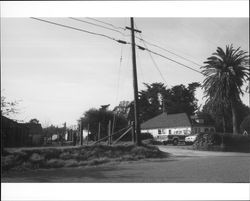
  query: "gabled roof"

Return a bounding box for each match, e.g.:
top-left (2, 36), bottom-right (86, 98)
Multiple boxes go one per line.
top-left (141, 112), bottom-right (191, 129)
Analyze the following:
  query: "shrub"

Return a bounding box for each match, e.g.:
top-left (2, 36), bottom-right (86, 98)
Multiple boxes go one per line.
top-left (140, 133), bottom-right (154, 140)
top-left (45, 159), bottom-right (65, 168)
top-left (64, 159), bottom-right (79, 167)
top-left (2, 155), bottom-right (16, 170)
top-left (193, 132), bottom-right (250, 152)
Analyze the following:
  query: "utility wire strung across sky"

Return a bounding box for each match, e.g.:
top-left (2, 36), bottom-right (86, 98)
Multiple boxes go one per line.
top-left (69, 17), bottom-right (128, 36)
top-left (137, 32), bottom-right (168, 85)
top-left (86, 17), bottom-right (126, 31)
top-left (138, 37), bottom-right (203, 68)
top-left (31, 17), bottom-right (249, 94)
top-left (31, 17), bottom-right (123, 44)
top-left (80, 17), bottom-right (205, 69)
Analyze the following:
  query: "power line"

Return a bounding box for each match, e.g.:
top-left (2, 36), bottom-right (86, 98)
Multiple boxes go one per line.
top-left (134, 23), bottom-right (203, 70)
top-left (69, 17), bottom-right (127, 36)
top-left (30, 17), bottom-right (126, 44)
top-left (140, 36), bottom-right (168, 85)
top-left (82, 17), bottom-right (202, 72)
top-left (145, 47), bottom-right (204, 75)
top-left (31, 17), bottom-right (249, 95)
top-left (134, 28), bottom-right (168, 85)
top-left (139, 37), bottom-right (203, 67)
top-left (86, 17), bottom-right (126, 31)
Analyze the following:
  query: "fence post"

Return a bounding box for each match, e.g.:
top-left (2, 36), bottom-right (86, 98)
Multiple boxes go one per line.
top-left (87, 123), bottom-right (89, 145)
top-left (131, 121), bottom-right (135, 143)
top-left (98, 122), bottom-right (101, 143)
top-left (108, 120), bottom-right (111, 145)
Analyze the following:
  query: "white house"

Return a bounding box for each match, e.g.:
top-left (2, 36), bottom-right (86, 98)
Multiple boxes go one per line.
top-left (141, 112), bottom-right (215, 138)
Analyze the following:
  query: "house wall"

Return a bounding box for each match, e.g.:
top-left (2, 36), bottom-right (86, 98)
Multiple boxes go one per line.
top-left (142, 127), bottom-right (192, 138)
top-left (192, 126), bottom-right (215, 134)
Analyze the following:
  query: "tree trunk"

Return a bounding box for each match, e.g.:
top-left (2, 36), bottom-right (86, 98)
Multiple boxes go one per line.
top-left (231, 102), bottom-right (238, 135)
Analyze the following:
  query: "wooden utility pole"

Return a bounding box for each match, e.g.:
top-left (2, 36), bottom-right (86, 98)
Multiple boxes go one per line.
top-left (126, 17), bottom-right (141, 146)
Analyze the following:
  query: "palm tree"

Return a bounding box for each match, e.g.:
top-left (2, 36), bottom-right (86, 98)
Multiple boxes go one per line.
top-left (202, 45), bottom-right (249, 134)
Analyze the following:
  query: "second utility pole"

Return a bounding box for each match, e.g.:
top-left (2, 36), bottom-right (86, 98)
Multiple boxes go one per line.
top-left (126, 17), bottom-right (141, 146)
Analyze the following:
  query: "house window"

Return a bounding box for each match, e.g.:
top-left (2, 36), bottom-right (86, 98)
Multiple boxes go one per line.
top-left (210, 128), bottom-right (215, 132)
top-left (158, 129), bottom-right (162, 134)
top-left (169, 130), bottom-right (171, 135)
top-left (205, 128), bottom-right (209, 132)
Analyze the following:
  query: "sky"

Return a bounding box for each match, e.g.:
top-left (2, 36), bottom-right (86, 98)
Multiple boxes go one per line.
top-left (1, 17), bottom-right (249, 127)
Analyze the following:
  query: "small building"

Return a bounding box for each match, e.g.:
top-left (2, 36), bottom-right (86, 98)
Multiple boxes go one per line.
top-left (21, 122), bottom-right (43, 145)
top-left (141, 112), bottom-right (215, 138)
top-left (190, 112), bottom-right (216, 133)
top-left (1, 115), bottom-right (30, 147)
top-left (141, 113), bottom-right (192, 138)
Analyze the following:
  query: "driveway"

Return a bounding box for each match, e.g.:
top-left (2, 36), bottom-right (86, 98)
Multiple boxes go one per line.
top-left (2, 145), bottom-right (250, 182)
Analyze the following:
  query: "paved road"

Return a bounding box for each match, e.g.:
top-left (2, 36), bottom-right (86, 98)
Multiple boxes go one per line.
top-left (2, 145), bottom-right (250, 182)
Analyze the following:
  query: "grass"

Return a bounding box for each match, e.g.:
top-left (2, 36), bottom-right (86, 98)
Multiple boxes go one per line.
top-left (2, 143), bottom-right (167, 171)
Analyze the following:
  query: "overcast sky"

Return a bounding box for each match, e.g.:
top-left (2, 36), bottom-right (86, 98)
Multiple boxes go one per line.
top-left (1, 17), bottom-right (249, 127)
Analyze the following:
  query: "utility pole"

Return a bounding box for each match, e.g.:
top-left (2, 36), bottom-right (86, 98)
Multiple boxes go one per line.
top-left (126, 17), bottom-right (141, 146)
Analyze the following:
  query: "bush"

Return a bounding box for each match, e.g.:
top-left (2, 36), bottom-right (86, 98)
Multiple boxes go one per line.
top-left (2, 155), bottom-right (16, 170)
top-left (193, 132), bottom-right (250, 152)
top-left (2, 143), bottom-right (168, 171)
top-left (140, 133), bottom-right (154, 141)
top-left (45, 159), bottom-right (65, 168)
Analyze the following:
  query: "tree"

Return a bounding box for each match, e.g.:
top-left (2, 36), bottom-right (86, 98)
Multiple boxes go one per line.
top-left (1, 96), bottom-right (20, 117)
top-left (128, 82), bottom-right (200, 122)
top-left (81, 107), bottom-right (128, 141)
top-left (113, 101), bottom-right (130, 118)
top-left (29, 118), bottom-right (40, 124)
top-left (139, 82), bottom-right (166, 122)
top-left (240, 115), bottom-right (250, 134)
top-left (201, 45), bottom-right (249, 134)
top-left (203, 100), bottom-right (250, 133)
top-left (165, 82), bottom-right (200, 116)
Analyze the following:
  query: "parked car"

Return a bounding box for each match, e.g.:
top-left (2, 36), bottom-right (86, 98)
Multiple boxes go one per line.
top-left (155, 134), bottom-right (169, 144)
top-left (185, 134), bottom-right (198, 145)
top-left (166, 134), bottom-right (187, 145)
top-left (157, 134), bottom-right (188, 145)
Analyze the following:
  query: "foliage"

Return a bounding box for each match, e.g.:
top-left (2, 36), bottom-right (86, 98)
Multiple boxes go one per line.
top-left (2, 144), bottom-right (167, 171)
top-left (42, 125), bottom-right (65, 137)
top-left (240, 115), bottom-right (250, 134)
top-left (1, 96), bottom-right (20, 117)
top-left (203, 92), bottom-right (250, 133)
top-left (201, 45), bottom-right (249, 134)
top-left (81, 108), bottom-right (128, 140)
top-left (113, 101), bottom-right (130, 118)
top-left (29, 118), bottom-right (40, 124)
top-left (128, 82), bottom-right (200, 122)
top-left (193, 132), bottom-right (250, 153)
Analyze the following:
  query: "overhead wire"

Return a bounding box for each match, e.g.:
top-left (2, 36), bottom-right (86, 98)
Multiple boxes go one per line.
top-left (134, 25), bottom-right (168, 85)
top-left (86, 17), bottom-right (126, 31)
top-left (138, 37), bottom-right (203, 68)
top-left (69, 17), bottom-right (128, 36)
top-left (144, 47), bottom-right (204, 75)
top-left (83, 17), bottom-right (204, 70)
top-left (136, 43), bottom-right (146, 85)
top-left (30, 17), bottom-right (127, 44)
top-left (31, 17), bottom-right (249, 95)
